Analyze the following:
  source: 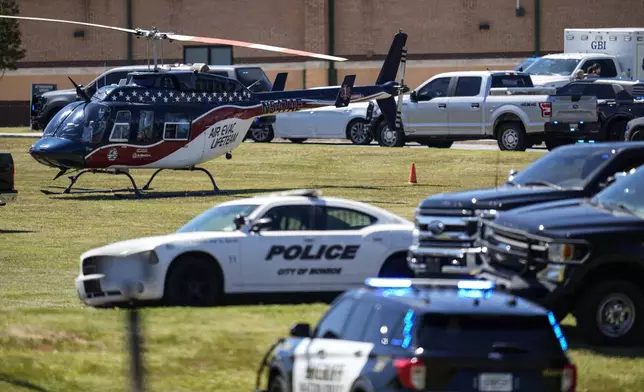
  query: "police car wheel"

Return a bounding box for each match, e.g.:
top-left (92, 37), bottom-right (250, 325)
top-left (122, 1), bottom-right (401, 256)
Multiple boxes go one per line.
top-left (378, 254), bottom-right (414, 278)
top-left (164, 255), bottom-right (222, 307)
top-left (608, 120), bottom-right (628, 141)
top-left (576, 279), bottom-right (644, 346)
top-left (268, 374), bottom-right (288, 392)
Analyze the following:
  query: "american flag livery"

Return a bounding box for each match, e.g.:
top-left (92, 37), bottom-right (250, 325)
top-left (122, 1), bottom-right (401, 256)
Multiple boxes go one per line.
top-left (107, 88), bottom-right (254, 105)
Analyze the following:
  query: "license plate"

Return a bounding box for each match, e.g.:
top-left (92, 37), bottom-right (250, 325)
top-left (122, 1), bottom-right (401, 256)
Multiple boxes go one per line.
top-left (478, 373), bottom-right (513, 392)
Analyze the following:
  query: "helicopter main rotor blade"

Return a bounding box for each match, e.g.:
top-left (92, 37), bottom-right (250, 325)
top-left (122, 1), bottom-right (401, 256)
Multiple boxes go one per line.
top-left (0, 14), bottom-right (347, 62)
top-left (0, 15), bottom-right (137, 34)
top-left (166, 34), bottom-right (347, 62)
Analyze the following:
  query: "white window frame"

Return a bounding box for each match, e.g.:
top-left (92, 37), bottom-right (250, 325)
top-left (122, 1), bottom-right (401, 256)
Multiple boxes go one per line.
top-left (109, 110), bottom-right (132, 142)
top-left (163, 121), bottom-right (191, 141)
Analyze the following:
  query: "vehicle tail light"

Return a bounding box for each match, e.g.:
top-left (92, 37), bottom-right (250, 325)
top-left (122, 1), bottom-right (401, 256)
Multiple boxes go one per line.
top-left (539, 102), bottom-right (552, 118)
top-left (393, 357), bottom-right (425, 390)
top-left (561, 363), bottom-right (577, 392)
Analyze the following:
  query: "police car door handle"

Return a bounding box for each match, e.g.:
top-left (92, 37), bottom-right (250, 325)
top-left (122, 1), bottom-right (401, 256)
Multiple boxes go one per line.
top-left (316, 349), bottom-right (326, 357)
top-left (438, 103), bottom-right (447, 108)
top-left (471, 103), bottom-right (480, 108)
top-left (304, 237), bottom-right (315, 243)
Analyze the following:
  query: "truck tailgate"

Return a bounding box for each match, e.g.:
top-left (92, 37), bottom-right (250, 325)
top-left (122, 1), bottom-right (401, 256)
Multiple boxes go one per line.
top-left (549, 95), bottom-right (598, 123)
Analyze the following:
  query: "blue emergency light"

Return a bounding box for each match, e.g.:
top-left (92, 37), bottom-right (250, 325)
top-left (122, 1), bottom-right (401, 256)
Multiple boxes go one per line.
top-left (364, 278), bottom-right (495, 290)
top-left (548, 311), bottom-right (569, 351)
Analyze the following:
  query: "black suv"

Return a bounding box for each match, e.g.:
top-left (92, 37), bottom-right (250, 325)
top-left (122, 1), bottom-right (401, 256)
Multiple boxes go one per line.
top-left (477, 161), bottom-right (644, 346)
top-left (547, 79), bottom-right (644, 148)
top-left (255, 278), bottom-right (577, 392)
top-left (409, 142), bottom-right (644, 279)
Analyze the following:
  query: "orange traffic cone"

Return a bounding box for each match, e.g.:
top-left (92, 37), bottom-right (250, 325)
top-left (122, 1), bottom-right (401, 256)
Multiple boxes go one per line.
top-left (408, 163), bottom-right (417, 184)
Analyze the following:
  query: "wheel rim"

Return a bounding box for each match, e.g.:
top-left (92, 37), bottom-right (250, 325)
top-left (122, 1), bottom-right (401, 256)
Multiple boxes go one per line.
top-left (251, 128), bottom-right (270, 142)
top-left (177, 267), bottom-right (216, 305)
top-left (381, 125), bottom-right (396, 146)
top-left (596, 293), bottom-right (636, 338)
top-left (502, 129), bottom-right (519, 150)
top-left (632, 130), bottom-right (643, 141)
top-left (350, 121), bottom-right (368, 143)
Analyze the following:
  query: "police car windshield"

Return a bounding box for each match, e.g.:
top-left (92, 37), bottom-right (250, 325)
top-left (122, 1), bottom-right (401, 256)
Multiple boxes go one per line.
top-left (591, 168), bottom-right (644, 219)
top-left (176, 204), bottom-right (259, 232)
top-left (416, 313), bottom-right (564, 354)
top-left (524, 58), bottom-right (580, 76)
top-left (507, 146), bottom-right (615, 189)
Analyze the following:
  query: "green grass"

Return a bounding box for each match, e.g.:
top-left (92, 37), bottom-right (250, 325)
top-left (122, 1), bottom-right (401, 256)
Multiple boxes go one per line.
top-left (0, 127), bottom-right (33, 134)
top-left (1, 138), bottom-right (642, 391)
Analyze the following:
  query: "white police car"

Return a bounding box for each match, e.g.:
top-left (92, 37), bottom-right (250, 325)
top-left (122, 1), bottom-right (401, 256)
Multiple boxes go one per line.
top-left (75, 190), bottom-right (415, 307)
top-left (254, 278), bottom-right (577, 392)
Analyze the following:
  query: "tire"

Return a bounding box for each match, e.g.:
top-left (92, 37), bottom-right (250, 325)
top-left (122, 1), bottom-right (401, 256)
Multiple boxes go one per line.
top-left (626, 127), bottom-right (644, 141)
top-left (608, 120), bottom-right (628, 141)
top-left (249, 125), bottom-right (274, 143)
top-left (496, 121), bottom-right (527, 151)
top-left (164, 254), bottom-right (223, 307)
top-left (268, 374), bottom-right (288, 392)
top-left (376, 121), bottom-right (405, 147)
top-left (378, 254), bottom-right (414, 278)
top-left (575, 279), bottom-right (644, 346)
top-left (346, 118), bottom-right (372, 145)
top-left (289, 138), bottom-right (307, 143)
top-left (424, 140), bottom-right (453, 149)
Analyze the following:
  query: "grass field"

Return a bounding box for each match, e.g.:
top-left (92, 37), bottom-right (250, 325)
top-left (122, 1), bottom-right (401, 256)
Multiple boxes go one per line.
top-left (1, 136), bottom-right (643, 392)
top-left (0, 127), bottom-right (31, 133)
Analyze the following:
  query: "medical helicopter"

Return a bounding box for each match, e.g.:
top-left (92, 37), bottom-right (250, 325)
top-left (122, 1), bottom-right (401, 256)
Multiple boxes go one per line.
top-left (1, 15), bottom-right (409, 198)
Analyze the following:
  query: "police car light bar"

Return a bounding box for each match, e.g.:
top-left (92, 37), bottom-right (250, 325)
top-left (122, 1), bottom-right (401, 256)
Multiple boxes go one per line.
top-left (363, 278), bottom-right (495, 290)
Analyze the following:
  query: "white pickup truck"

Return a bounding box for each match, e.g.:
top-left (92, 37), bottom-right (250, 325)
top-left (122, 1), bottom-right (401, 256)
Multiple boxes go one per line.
top-left (369, 70), bottom-right (598, 151)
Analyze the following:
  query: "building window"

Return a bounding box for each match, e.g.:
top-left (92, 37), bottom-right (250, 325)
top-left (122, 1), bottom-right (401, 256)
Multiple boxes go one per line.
top-left (184, 45), bottom-right (233, 65)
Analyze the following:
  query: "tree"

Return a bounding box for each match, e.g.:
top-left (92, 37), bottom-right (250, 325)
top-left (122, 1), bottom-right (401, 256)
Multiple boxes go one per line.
top-left (0, 0), bottom-right (26, 79)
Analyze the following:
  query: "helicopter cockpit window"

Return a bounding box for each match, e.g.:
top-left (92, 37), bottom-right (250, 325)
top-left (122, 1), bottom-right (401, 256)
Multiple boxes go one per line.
top-left (109, 110), bottom-right (132, 142)
top-left (163, 113), bottom-right (191, 141)
top-left (82, 104), bottom-right (111, 145)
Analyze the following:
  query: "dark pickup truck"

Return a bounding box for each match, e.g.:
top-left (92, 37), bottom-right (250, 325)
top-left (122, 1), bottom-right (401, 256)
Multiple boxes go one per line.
top-left (0, 153), bottom-right (17, 206)
top-left (545, 79), bottom-right (644, 149)
top-left (476, 163), bottom-right (644, 347)
top-left (408, 141), bottom-right (644, 279)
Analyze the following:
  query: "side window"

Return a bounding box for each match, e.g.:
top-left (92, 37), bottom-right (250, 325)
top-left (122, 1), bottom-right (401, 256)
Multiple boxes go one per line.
top-left (163, 113), bottom-right (191, 141)
top-left (416, 77), bottom-right (451, 101)
top-left (363, 304), bottom-right (407, 346)
top-left (592, 84), bottom-right (617, 100)
top-left (557, 83), bottom-right (587, 96)
top-left (342, 301), bottom-right (376, 341)
top-left (109, 110), bottom-right (131, 142)
top-left (136, 110), bottom-right (156, 142)
top-left (105, 71), bottom-right (129, 86)
top-left (260, 205), bottom-right (313, 231)
top-left (323, 206), bottom-right (377, 230)
top-left (454, 77), bottom-right (482, 97)
top-left (314, 298), bottom-right (355, 339)
top-left (582, 59), bottom-right (617, 77)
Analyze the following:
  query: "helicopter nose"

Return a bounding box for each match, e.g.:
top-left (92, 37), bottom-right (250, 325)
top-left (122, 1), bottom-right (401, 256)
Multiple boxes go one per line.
top-left (29, 137), bottom-right (86, 169)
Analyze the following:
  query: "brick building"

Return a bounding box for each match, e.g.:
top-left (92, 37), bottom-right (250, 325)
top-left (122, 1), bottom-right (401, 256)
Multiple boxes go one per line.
top-left (2, 0), bottom-right (643, 126)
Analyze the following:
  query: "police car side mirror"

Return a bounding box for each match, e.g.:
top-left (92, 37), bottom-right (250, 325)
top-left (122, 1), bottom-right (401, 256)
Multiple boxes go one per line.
top-left (290, 322), bottom-right (311, 338)
top-left (410, 91), bottom-right (418, 102)
top-left (508, 169), bottom-right (519, 182)
top-left (250, 217), bottom-right (272, 233)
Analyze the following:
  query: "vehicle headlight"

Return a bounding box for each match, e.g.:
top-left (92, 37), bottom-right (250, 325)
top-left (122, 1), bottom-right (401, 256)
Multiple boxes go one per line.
top-left (474, 209), bottom-right (497, 219)
top-left (547, 243), bottom-right (588, 263)
top-left (536, 264), bottom-right (567, 283)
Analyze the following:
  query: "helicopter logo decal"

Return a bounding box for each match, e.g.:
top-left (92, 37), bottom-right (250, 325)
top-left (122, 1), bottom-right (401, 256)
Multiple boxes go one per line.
top-left (340, 85), bottom-right (351, 101)
top-left (107, 148), bottom-right (118, 161)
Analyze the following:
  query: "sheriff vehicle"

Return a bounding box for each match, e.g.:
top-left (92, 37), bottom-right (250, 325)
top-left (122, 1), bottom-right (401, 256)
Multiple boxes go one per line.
top-left (254, 278), bottom-right (577, 392)
top-left (75, 190), bottom-right (415, 307)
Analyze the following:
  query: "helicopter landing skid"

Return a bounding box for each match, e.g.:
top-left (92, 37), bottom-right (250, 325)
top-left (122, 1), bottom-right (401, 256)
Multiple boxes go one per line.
top-left (141, 166), bottom-right (219, 192)
top-left (41, 169), bottom-right (144, 198)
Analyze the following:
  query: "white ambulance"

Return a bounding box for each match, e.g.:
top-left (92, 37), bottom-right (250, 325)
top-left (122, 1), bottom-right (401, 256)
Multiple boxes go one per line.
top-left (527, 28), bottom-right (644, 88)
